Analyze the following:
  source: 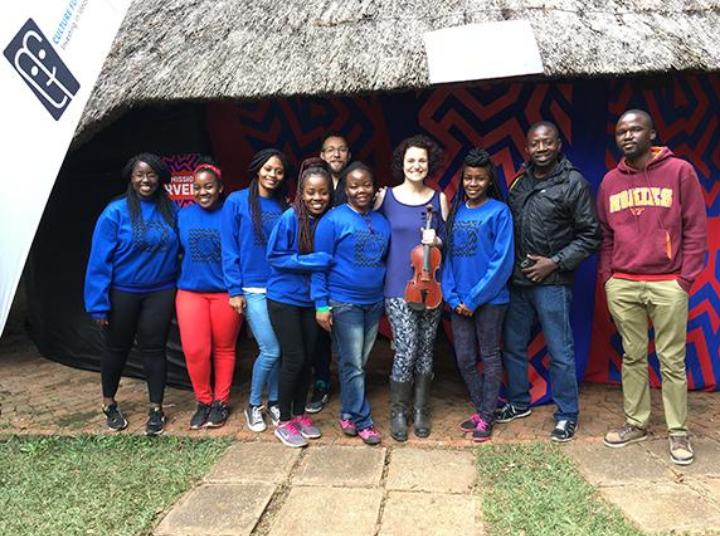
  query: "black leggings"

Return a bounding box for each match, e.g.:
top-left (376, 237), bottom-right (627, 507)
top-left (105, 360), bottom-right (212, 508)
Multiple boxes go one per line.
top-left (311, 329), bottom-right (332, 386)
top-left (267, 299), bottom-right (319, 421)
top-left (102, 288), bottom-right (176, 404)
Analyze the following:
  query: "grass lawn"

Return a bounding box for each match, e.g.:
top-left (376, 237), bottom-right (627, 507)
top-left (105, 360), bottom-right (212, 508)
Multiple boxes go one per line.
top-left (0, 435), bottom-right (231, 536)
top-left (477, 443), bottom-right (644, 536)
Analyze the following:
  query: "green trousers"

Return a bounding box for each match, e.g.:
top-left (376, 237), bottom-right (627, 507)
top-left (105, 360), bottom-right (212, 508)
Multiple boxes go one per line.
top-left (605, 278), bottom-right (689, 436)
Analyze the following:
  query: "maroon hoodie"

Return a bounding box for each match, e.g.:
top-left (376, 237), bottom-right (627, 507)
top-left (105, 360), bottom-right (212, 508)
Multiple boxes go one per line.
top-left (597, 147), bottom-right (707, 292)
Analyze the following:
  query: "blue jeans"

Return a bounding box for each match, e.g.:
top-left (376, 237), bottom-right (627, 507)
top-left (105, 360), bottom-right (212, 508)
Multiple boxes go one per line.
top-left (503, 285), bottom-right (579, 422)
top-left (244, 292), bottom-right (280, 407)
top-left (330, 300), bottom-right (383, 431)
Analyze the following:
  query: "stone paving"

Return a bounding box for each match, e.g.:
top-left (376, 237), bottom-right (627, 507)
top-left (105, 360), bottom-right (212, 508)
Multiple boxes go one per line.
top-left (566, 438), bottom-right (720, 535)
top-left (151, 438), bottom-right (720, 536)
top-left (154, 442), bottom-right (482, 536)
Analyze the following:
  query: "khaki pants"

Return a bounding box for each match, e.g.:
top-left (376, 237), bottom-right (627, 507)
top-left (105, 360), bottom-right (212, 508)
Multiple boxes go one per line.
top-left (605, 278), bottom-right (689, 436)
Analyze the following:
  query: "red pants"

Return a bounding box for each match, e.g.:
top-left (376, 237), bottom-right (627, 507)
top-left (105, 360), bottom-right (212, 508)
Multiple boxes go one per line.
top-left (176, 289), bottom-right (242, 404)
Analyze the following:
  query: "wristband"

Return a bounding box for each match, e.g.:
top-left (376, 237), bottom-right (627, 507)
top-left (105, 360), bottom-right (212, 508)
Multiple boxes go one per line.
top-left (316, 306), bottom-right (331, 313)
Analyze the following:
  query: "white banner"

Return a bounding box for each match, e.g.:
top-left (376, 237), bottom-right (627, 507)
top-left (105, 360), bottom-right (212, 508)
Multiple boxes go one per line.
top-left (0, 0), bottom-right (130, 335)
top-left (424, 21), bottom-right (544, 85)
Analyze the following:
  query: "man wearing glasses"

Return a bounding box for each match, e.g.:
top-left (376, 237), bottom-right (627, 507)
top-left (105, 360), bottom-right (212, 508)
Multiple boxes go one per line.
top-left (319, 132), bottom-right (353, 207)
top-left (305, 132), bottom-right (353, 414)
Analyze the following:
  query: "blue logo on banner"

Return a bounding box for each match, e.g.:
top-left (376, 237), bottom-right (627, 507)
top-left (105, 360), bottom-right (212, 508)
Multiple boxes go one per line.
top-left (3, 19), bottom-right (80, 121)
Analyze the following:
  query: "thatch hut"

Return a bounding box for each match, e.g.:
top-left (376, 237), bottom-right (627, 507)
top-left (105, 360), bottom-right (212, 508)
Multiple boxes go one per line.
top-left (28, 0), bottom-right (720, 397)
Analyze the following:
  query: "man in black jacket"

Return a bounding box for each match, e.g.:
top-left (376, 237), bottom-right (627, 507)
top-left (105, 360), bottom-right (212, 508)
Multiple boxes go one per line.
top-left (496, 121), bottom-right (601, 441)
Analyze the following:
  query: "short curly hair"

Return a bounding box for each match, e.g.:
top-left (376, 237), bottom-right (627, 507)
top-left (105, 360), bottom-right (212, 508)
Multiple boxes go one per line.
top-left (391, 135), bottom-right (444, 182)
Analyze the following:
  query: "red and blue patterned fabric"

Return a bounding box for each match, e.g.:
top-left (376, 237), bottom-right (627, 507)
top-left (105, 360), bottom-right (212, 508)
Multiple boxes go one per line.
top-left (203, 74), bottom-right (720, 401)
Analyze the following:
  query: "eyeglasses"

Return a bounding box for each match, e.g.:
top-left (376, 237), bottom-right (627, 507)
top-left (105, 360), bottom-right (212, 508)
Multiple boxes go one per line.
top-left (321, 146), bottom-right (349, 155)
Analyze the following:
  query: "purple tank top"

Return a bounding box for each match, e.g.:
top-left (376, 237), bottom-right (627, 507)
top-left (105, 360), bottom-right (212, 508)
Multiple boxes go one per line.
top-left (378, 188), bottom-right (442, 298)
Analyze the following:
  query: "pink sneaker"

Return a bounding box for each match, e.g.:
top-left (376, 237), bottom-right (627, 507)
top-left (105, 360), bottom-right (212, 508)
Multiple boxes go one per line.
top-left (472, 417), bottom-right (493, 443)
top-left (294, 415), bottom-right (322, 439)
top-left (358, 425), bottom-right (381, 446)
top-left (339, 418), bottom-right (358, 437)
top-left (460, 413), bottom-right (481, 433)
top-left (274, 421), bottom-right (308, 448)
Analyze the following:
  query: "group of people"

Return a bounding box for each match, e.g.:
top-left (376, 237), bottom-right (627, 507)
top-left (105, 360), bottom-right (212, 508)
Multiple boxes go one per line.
top-left (84, 108), bottom-right (707, 465)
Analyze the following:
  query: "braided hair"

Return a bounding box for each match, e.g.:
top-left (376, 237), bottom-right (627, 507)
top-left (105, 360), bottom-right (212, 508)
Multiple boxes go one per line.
top-left (248, 149), bottom-right (289, 244)
top-left (292, 157), bottom-right (332, 254)
top-left (121, 153), bottom-right (176, 228)
top-left (446, 148), bottom-right (503, 252)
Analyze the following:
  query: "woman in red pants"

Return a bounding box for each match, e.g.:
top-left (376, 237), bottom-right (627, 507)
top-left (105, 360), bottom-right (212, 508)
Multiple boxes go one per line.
top-left (176, 162), bottom-right (242, 429)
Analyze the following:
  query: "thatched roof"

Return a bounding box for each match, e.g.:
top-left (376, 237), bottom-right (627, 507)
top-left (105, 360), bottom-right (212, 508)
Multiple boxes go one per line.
top-left (76, 0), bottom-right (720, 143)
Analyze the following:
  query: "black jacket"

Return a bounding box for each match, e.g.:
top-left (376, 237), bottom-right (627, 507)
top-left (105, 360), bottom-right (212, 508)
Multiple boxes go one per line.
top-left (332, 176), bottom-right (347, 207)
top-left (507, 156), bottom-right (601, 286)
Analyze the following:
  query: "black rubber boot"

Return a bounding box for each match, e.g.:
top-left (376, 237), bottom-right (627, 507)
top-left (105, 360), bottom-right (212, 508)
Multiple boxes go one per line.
top-left (413, 373), bottom-right (433, 438)
top-left (390, 380), bottom-right (412, 442)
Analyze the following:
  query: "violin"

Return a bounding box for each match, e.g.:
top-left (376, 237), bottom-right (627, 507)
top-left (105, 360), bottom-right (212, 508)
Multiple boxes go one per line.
top-left (404, 204), bottom-right (442, 311)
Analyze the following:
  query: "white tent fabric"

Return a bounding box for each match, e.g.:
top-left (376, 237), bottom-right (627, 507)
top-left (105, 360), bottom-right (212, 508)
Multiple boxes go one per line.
top-left (0, 0), bottom-right (130, 335)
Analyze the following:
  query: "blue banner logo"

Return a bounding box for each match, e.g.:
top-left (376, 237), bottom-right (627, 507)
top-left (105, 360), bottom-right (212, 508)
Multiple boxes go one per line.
top-left (3, 18), bottom-right (80, 121)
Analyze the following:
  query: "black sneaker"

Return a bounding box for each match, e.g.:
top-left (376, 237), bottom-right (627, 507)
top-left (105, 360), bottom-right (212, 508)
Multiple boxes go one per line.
top-left (472, 418), bottom-right (493, 443)
top-left (495, 404), bottom-right (532, 424)
top-left (550, 420), bottom-right (577, 442)
top-left (305, 381), bottom-right (330, 414)
top-left (102, 403), bottom-right (128, 432)
top-left (206, 401), bottom-right (229, 428)
top-left (190, 402), bottom-right (211, 430)
top-left (146, 408), bottom-right (166, 436)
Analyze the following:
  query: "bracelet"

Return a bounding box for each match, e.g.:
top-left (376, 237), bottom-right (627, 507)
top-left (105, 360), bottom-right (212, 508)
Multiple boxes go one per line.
top-left (316, 306), bottom-right (331, 313)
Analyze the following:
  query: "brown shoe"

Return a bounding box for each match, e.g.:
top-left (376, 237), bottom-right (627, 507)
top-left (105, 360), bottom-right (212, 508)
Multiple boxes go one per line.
top-left (603, 423), bottom-right (648, 448)
top-left (669, 435), bottom-right (694, 466)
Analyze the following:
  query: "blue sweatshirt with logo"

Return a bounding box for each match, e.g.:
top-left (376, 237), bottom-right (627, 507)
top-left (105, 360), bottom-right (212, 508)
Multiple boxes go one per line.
top-left (312, 204), bottom-right (390, 307)
top-left (441, 199), bottom-right (514, 312)
top-left (266, 208), bottom-right (332, 307)
top-left (221, 188), bottom-right (284, 296)
top-left (84, 197), bottom-right (179, 319)
top-left (178, 202), bottom-right (225, 292)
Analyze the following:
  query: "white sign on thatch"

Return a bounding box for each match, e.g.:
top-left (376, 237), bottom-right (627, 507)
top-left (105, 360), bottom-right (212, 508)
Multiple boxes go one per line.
top-left (0, 0), bottom-right (130, 335)
top-left (424, 20), bottom-right (544, 84)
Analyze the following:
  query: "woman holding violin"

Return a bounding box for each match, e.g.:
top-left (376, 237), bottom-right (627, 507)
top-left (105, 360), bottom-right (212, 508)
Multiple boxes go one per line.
top-left (375, 135), bottom-right (448, 442)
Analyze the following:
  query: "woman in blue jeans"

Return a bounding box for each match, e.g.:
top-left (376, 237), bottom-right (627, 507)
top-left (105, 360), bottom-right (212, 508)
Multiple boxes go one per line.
top-left (221, 148), bottom-right (289, 432)
top-left (441, 148), bottom-right (514, 442)
top-left (312, 162), bottom-right (391, 445)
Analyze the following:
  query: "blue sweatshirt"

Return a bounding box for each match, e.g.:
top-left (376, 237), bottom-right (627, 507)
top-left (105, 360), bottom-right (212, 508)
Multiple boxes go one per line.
top-left (266, 208), bottom-right (332, 307)
top-left (221, 188), bottom-right (284, 296)
top-left (312, 205), bottom-right (390, 307)
top-left (441, 199), bottom-right (514, 312)
top-left (84, 197), bottom-right (179, 319)
top-left (178, 202), bottom-right (225, 292)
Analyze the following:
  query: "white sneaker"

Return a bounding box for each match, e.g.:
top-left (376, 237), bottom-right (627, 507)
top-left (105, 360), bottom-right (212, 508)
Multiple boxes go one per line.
top-left (245, 405), bottom-right (267, 432)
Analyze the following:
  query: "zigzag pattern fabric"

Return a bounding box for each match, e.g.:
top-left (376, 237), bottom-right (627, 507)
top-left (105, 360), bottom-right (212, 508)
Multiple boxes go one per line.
top-left (204, 74), bottom-right (720, 403)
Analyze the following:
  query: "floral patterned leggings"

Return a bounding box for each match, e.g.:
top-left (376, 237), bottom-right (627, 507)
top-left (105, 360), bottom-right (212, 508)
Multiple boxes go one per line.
top-left (384, 297), bottom-right (442, 383)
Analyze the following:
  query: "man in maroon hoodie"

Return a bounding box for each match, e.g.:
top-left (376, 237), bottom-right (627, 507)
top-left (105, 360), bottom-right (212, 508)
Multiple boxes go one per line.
top-left (598, 109), bottom-right (707, 465)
